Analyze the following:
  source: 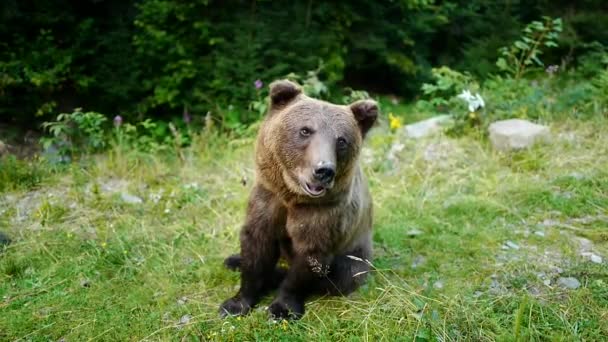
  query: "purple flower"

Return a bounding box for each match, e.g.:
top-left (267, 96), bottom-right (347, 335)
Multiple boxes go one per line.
top-left (546, 65), bottom-right (559, 75)
top-left (183, 107), bottom-right (191, 124)
top-left (254, 79), bottom-right (263, 90)
top-left (113, 115), bottom-right (123, 127)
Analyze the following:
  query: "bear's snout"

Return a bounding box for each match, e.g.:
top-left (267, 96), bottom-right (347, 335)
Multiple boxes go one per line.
top-left (313, 163), bottom-right (336, 184)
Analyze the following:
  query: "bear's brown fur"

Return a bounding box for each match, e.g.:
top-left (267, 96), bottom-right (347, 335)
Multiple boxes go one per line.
top-left (219, 80), bottom-right (378, 319)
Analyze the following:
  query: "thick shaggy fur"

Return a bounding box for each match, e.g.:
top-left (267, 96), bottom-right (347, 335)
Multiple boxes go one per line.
top-left (219, 80), bottom-right (378, 320)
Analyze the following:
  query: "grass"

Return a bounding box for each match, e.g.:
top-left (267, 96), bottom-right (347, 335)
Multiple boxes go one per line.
top-left (1, 115), bottom-right (607, 341)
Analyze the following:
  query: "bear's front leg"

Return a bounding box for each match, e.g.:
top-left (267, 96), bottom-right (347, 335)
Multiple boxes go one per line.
top-left (219, 186), bottom-right (286, 317)
top-left (267, 252), bottom-right (332, 320)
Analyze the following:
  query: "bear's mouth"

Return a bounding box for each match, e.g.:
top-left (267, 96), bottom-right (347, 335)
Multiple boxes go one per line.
top-left (303, 182), bottom-right (327, 197)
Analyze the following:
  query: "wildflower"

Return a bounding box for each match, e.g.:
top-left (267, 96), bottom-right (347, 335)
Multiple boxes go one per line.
top-left (254, 79), bottom-right (263, 90)
top-left (101, 242), bottom-right (107, 249)
top-left (388, 112), bottom-right (403, 131)
top-left (113, 115), bottom-right (123, 127)
top-left (457, 90), bottom-right (485, 112)
top-left (183, 106), bottom-right (191, 124)
top-left (546, 65), bottom-right (559, 75)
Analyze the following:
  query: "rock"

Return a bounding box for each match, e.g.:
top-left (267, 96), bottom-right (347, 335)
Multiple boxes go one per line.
top-left (488, 119), bottom-right (549, 151)
top-left (0, 231), bottom-right (11, 246)
top-left (178, 314), bottom-right (192, 325)
top-left (575, 237), bottom-right (593, 253)
top-left (80, 279), bottom-right (91, 288)
top-left (557, 277), bottom-right (581, 289)
top-left (581, 252), bottom-right (603, 264)
top-left (433, 280), bottom-right (444, 289)
top-left (177, 296), bottom-right (188, 305)
top-left (400, 115), bottom-right (451, 139)
top-left (120, 192), bottom-right (143, 204)
top-left (539, 219), bottom-right (559, 228)
top-left (406, 228), bottom-right (423, 237)
top-left (502, 241), bottom-right (520, 250)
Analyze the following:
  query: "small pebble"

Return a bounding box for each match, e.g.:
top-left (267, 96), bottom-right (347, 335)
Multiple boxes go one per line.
top-left (406, 229), bottom-right (423, 237)
top-left (179, 314), bottom-right (192, 325)
top-left (433, 280), bottom-right (444, 289)
top-left (120, 192), bottom-right (143, 204)
top-left (503, 241), bottom-right (520, 250)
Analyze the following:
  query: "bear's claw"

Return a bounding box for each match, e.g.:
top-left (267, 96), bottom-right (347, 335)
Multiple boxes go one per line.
top-left (268, 297), bottom-right (304, 320)
top-left (219, 297), bottom-right (251, 317)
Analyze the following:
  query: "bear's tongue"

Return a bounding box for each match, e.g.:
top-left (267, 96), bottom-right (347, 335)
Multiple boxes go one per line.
top-left (307, 183), bottom-right (325, 195)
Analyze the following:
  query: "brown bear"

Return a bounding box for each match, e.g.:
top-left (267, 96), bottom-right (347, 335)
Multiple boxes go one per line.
top-left (219, 79), bottom-right (378, 320)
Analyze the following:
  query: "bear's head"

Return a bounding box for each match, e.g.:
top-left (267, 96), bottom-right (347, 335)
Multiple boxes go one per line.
top-left (256, 80), bottom-right (378, 203)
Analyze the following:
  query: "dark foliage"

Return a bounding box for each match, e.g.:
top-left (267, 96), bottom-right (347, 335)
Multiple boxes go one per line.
top-left (1, 0), bottom-right (607, 126)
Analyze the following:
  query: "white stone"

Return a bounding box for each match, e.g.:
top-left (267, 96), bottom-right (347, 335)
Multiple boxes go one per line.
top-left (120, 192), bottom-right (143, 204)
top-left (401, 115), bottom-right (451, 139)
top-left (488, 119), bottom-right (549, 151)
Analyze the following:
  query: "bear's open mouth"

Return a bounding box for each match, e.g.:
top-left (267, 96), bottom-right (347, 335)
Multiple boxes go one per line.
top-left (303, 182), bottom-right (326, 197)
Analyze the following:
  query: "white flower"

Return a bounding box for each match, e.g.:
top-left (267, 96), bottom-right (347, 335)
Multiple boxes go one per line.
top-left (457, 89), bottom-right (485, 112)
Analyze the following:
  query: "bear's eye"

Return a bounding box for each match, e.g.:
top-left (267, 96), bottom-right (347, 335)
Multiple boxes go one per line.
top-left (299, 127), bottom-right (312, 137)
top-left (337, 137), bottom-right (348, 149)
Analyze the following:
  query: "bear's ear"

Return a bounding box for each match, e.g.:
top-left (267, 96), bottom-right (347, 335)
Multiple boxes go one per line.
top-left (269, 80), bottom-right (302, 109)
top-left (350, 99), bottom-right (378, 138)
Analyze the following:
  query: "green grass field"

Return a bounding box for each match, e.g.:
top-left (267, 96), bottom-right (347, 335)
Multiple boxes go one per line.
top-left (1, 116), bottom-right (607, 341)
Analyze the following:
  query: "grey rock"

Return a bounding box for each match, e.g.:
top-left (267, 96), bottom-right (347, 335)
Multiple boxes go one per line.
top-left (120, 192), bottom-right (143, 204)
top-left (433, 280), bottom-right (444, 289)
top-left (581, 252), bottom-right (603, 264)
top-left (557, 277), bottom-right (581, 289)
top-left (575, 237), bottom-right (593, 253)
top-left (400, 115), bottom-right (451, 139)
top-left (488, 119), bottom-right (549, 151)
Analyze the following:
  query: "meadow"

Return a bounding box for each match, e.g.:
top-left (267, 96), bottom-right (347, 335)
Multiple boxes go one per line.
top-left (1, 105), bottom-right (607, 341)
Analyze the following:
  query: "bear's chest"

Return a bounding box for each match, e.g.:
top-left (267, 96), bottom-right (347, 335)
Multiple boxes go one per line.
top-left (284, 201), bottom-right (360, 255)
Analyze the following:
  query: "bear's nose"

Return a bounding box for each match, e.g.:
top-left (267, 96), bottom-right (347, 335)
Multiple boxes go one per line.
top-left (313, 164), bottom-right (336, 183)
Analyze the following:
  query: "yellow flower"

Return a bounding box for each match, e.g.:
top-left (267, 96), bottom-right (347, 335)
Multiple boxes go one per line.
top-left (468, 112), bottom-right (477, 119)
top-left (101, 242), bottom-right (107, 249)
top-left (388, 112), bottom-right (403, 131)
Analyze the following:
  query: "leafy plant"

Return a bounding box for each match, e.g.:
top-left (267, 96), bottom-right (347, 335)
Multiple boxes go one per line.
top-left (420, 67), bottom-right (479, 108)
top-left (496, 17), bottom-right (562, 79)
top-left (341, 88), bottom-right (371, 104)
top-left (40, 109), bottom-right (108, 159)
